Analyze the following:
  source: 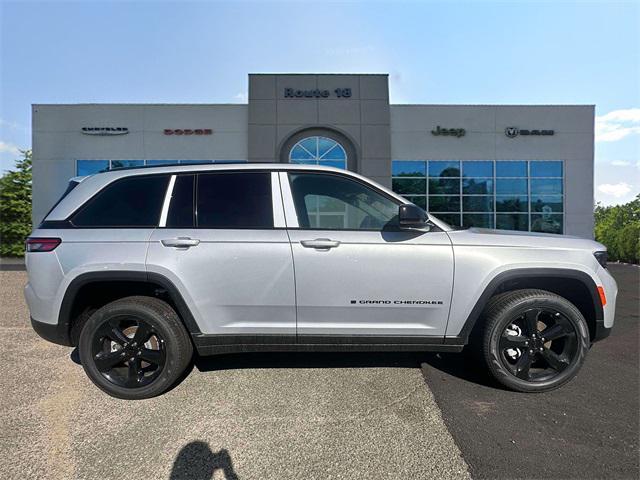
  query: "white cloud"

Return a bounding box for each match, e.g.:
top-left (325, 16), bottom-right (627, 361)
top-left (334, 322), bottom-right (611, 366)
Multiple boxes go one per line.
top-left (233, 92), bottom-right (248, 103)
top-left (597, 182), bottom-right (633, 198)
top-left (610, 160), bottom-right (631, 166)
top-left (0, 141), bottom-right (21, 156)
top-left (595, 108), bottom-right (640, 142)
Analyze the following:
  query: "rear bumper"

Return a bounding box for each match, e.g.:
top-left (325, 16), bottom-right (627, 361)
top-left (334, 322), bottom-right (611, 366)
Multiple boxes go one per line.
top-left (30, 317), bottom-right (72, 347)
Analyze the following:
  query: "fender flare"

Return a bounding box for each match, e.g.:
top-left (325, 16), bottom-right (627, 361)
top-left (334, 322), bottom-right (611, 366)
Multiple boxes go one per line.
top-left (58, 270), bottom-right (201, 343)
top-left (446, 267), bottom-right (604, 344)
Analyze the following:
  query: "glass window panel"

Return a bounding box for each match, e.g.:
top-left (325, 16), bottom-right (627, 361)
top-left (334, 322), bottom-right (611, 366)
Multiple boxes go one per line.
top-left (463, 178), bottom-right (493, 194)
top-left (530, 161), bottom-right (562, 177)
top-left (496, 213), bottom-right (529, 231)
top-left (496, 178), bottom-right (528, 195)
top-left (180, 160), bottom-right (214, 165)
top-left (300, 137), bottom-right (318, 157)
top-left (146, 160), bottom-right (179, 166)
top-left (496, 161), bottom-right (527, 177)
top-left (321, 145), bottom-right (346, 160)
top-left (404, 196), bottom-right (427, 210)
top-left (429, 161), bottom-right (460, 177)
top-left (531, 195), bottom-right (563, 213)
top-left (393, 178), bottom-right (426, 195)
top-left (197, 172), bottom-right (273, 228)
top-left (290, 145), bottom-right (315, 160)
top-left (213, 160), bottom-right (246, 164)
top-left (462, 161), bottom-right (493, 177)
top-left (110, 160), bottom-right (144, 170)
top-left (317, 137), bottom-right (339, 158)
top-left (463, 214), bottom-right (494, 229)
top-left (531, 178), bottom-right (563, 195)
top-left (496, 195), bottom-right (528, 212)
top-left (531, 214), bottom-right (563, 234)
top-left (429, 196), bottom-right (460, 212)
top-left (289, 173), bottom-right (400, 231)
top-left (463, 196), bottom-right (493, 212)
top-left (429, 178), bottom-right (460, 195)
top-left (72, 175), bottom-right (170, 227)
top-left (433, 213), bottom-right (461, 226)
top-left (392, 161), bottom-right (426, 177)
top-left (77, 160), bottom-right (109, 176)
top-left (318, 160), bottom-right (347, 169)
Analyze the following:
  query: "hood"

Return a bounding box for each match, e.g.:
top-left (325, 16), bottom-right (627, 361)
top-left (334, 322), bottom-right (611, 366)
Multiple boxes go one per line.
top-left (446, 227), bottom-right (605, 251)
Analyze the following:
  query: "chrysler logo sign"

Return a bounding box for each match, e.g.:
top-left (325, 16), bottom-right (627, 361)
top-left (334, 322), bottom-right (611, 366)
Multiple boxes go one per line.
top-left (505, 127), bottom-right (554, 138)
top-left (81, 127), bottom-right (129, 135)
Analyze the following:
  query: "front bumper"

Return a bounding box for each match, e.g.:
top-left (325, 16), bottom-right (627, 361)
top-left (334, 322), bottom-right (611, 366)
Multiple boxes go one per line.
top-left (31, 317), bottom-right (72, 347)
top-left (592, 319), bottom-right (612, 343)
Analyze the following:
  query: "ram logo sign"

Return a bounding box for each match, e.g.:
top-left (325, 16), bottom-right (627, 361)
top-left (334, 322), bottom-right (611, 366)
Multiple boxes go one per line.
top-left (505, 127), bottom-right (554, 138)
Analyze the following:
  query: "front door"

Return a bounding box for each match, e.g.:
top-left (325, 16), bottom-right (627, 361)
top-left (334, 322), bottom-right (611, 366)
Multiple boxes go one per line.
top-left (281, 171), bottom-right (454, 338)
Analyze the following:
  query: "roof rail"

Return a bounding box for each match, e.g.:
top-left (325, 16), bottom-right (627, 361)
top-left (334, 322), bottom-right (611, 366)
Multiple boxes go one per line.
top-left (105, 160), bottom-right (248, 172)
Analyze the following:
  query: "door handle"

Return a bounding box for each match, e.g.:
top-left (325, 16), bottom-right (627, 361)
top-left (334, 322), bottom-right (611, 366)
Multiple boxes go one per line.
top-left (161, 237), bottom-right (200, 248)
top-left (300, 238), bottom-right (340, 250)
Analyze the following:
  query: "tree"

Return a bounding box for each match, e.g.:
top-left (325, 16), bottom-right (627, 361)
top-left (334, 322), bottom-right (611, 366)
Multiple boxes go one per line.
top-left (0, 150), bottom-right (32, 257)
top-left (594, 194), bottom-right (640, 264)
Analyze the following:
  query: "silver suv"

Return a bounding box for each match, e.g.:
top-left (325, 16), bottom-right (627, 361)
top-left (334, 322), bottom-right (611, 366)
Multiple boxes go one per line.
top-left (25, 164), bottom-right (617, 399)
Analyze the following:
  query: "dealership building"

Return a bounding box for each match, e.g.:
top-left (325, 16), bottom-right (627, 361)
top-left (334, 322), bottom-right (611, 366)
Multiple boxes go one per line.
top-left (32, 73), bottom-right (595, 237)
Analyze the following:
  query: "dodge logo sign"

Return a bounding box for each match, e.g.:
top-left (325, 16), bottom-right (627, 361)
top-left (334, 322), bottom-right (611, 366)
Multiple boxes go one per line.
top-left (164, 129), bottom-right (213, 135)
top-left (81, 127), bottom-right (129, 136)
top-left (505, 127), bottom-right (554, 138)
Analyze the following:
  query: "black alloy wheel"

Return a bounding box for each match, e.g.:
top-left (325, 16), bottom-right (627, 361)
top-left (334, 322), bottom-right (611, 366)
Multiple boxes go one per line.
top-left (91, 315), bottom-right (166, 388)
top-left (498, 308), bottom-right (578, 382)
top-left (79, 296), bottom-right (193, 400)
top-left (483, 289), bottom-right (590, 392)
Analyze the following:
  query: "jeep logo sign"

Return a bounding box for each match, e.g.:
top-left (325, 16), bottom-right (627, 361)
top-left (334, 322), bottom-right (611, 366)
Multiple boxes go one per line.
top-left (505, 127), bottom-right (554, 138)
top-left (431, 126), bottom-right (466, 138)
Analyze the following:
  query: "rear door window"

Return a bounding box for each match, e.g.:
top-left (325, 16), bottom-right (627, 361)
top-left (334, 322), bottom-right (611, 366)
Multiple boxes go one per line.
top-left (72, 175), bottom-right (170, 227)
top-left (166, 175), bottom-right (195, 228)
top-left (196, 172), bottom-right (273, 228)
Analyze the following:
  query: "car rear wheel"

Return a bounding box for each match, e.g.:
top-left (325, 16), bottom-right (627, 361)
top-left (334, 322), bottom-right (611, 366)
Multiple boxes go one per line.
top-left (79, 296), bottom-right (193, 400)
top-left (482, 289), bottom-right (589, 392)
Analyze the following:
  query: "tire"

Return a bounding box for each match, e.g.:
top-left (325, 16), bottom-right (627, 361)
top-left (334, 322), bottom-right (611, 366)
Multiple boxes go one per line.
top-left (78, 296), bottom-right (193, 400)
top-left (482, 289), bottom-right (590, 393)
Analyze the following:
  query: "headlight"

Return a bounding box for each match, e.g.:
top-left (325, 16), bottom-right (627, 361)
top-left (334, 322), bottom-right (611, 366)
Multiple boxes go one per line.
top-left (594, 251), bottom-right (608, 269)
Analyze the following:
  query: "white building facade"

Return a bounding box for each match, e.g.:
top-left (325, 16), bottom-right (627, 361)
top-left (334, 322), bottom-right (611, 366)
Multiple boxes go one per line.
top-left (32, 74), bottom-right (595, 237)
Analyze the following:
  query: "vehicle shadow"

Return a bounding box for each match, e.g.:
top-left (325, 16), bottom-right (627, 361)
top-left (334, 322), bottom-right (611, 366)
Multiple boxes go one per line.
top-left (194, 350), bottom-right (426, 372)
top-left (421, 351), bottom-right (507, 390)
top-left (169, 441), bottom-right (238, 480)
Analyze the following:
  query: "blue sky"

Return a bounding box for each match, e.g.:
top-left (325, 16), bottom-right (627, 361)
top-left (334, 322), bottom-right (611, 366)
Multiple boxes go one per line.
top-left (1, 0), bottom-right (638, 205)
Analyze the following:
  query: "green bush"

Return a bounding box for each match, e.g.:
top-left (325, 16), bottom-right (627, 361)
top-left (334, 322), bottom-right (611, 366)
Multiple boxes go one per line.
top-left (594, 194), bottom-right (640, 264)
top-left (0, 150), bottom-right (32, 257)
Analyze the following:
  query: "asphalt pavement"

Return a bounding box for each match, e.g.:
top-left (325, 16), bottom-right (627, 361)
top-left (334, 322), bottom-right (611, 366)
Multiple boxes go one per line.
top-left (421, 263), bottom-right (640, 479)
top-left (0, 271), bottom-right (469, 480)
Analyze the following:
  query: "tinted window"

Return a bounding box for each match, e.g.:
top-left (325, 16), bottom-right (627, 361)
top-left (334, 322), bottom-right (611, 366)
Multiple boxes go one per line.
top-left (197, 172), bottom-right (273, 228)
top-left (73, 175), bottom-right (170, 227)
top-left (166, 175), bottom-right (194, 228)
top-left (289, 173), bottom-right (400, 230)
top-left (496, 161), bottom-right (527, 177)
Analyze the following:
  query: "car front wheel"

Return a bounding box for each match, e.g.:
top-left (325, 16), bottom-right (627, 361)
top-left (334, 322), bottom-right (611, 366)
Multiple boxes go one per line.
top-left (482, 289), bottom-right (590, 392)
top-left (78, 296), bottom-right (193, 400)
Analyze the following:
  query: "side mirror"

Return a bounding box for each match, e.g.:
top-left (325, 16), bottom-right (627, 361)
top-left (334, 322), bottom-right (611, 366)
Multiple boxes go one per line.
top-left (399, 204), bottom-right (428, 229)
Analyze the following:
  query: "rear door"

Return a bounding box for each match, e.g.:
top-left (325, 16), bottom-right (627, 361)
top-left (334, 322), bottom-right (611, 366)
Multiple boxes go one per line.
top-left (281, 171), bottom-right (454, 338)
top-left (146, 170), bottom-right (296, 336)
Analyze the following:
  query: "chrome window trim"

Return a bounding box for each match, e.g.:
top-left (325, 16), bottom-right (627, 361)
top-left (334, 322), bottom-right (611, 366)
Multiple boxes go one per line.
top-left (271, 172), bottom-right (286, 228)
top-left (158, 175), bottom-right (177, 227)
top-left (278, 171), bottom-right (299, 228)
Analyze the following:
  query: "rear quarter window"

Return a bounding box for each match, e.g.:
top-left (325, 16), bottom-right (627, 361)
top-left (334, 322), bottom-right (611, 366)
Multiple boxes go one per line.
top-left (72, 175), bottom-right (170, 227)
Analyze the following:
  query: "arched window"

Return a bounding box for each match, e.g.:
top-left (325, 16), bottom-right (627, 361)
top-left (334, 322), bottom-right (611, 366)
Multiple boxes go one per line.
top-left (288, 136), bottom-right (347, 169)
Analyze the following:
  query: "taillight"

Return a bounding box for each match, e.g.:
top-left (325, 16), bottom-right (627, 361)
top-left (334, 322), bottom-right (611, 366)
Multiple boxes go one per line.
top-left (26, 237), bottom-right (61, 252)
